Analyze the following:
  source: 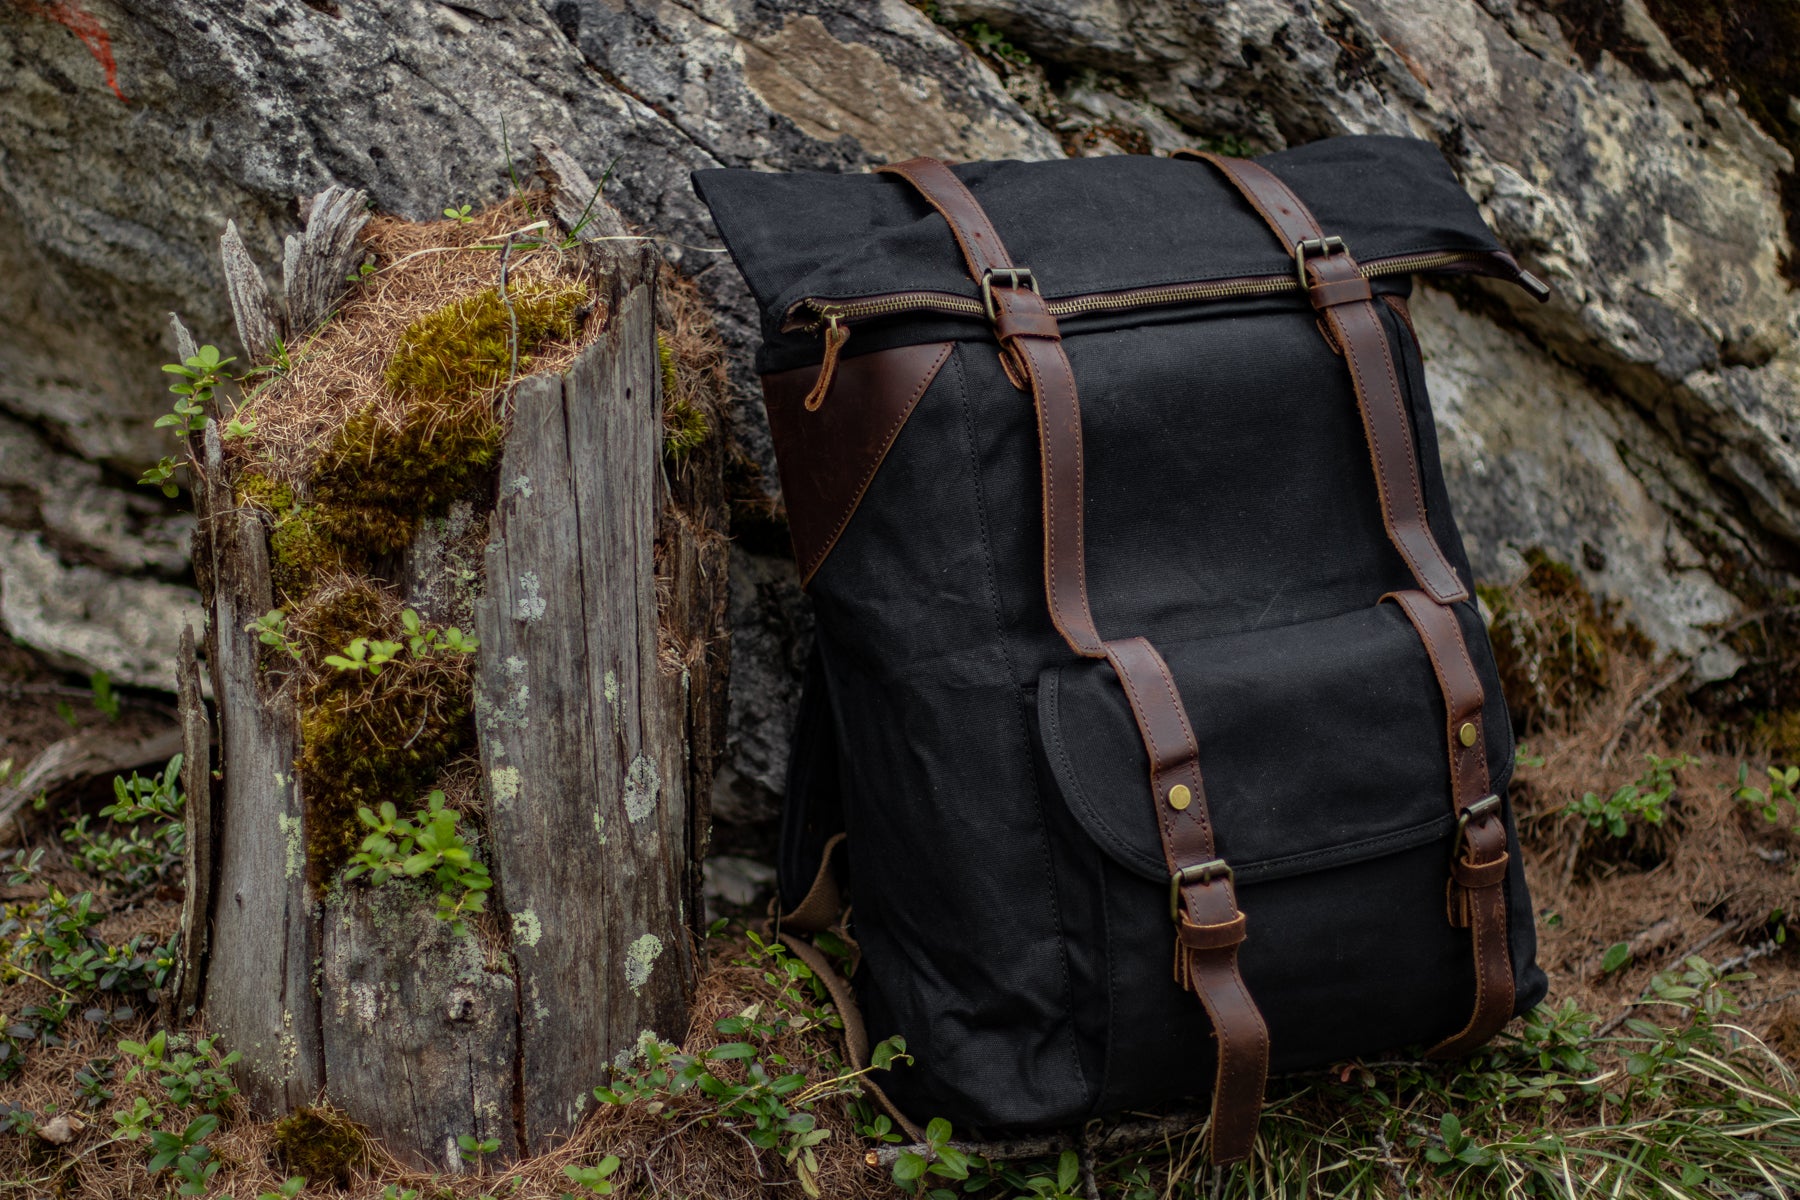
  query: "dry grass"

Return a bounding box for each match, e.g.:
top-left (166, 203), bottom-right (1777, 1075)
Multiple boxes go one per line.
top-left (227, 197), bottom-right (605, 487)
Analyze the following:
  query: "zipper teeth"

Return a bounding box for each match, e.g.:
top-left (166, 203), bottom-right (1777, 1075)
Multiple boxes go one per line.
top-left (789, 251), bottom-right (1487, 331)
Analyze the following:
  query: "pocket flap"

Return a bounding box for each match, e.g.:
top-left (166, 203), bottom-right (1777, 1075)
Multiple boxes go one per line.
top-left (1037, 603), bottom-right (1467, 886)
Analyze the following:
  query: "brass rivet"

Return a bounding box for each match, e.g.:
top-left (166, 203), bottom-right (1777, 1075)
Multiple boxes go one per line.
top-left (1168, 784), bottom-right (1192, 811)
top-left (1458, 722), bottom-right (1478, 747)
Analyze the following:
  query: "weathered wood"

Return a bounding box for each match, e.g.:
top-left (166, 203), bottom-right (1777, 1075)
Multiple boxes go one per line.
top-left (195, 421), bottom-right (322, 1112)
top-left (165, 626), bottom-right (213, 1020)
top-left (0, 726), bottom-right (184, 850)
top-left (474, 251), bottom-right (693, 1151)
top-left (219, 220), bottom-right (280, 362)
top-left (532, 139), bottom-right (632, 244)
top-left (282, 186), bottom-right (368, 336)
top-left (319, 885), bottom-right (519, 1169)
top-left (189, 189), bottom-right (723, 1167)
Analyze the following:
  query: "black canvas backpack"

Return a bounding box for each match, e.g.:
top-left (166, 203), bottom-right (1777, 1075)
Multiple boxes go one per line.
top-left (695, 136), bottom-right (1549, 1162)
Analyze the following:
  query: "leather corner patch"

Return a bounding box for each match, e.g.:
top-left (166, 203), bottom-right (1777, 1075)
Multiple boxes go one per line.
top-left (762, 341), bottom-right (955, 586)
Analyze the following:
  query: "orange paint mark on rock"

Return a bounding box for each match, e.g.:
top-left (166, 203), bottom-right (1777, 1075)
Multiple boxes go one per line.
top-left (19, 0), bottom-right (128, 103)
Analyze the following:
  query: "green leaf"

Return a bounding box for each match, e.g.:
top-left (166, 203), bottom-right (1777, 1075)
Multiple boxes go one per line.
top-left (708, 1042), bottom-right (757, 1060)
top-left (925, 1116), bottom-right (952, 1148)
top-left (1056, 1149), bottom-right (1079, 1192)
top-left (1601, 942), bottom-right (1632, 973)
top-left (892, 1151), bottom-right (927, 1184)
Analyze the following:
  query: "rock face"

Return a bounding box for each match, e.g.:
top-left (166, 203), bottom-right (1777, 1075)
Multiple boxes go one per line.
top-left (2, 0), bottom-right (1797, 825)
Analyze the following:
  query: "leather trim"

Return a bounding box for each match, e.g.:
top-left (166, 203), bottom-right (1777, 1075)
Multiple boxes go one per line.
top-left (762, 341), bottom-right (955, 587)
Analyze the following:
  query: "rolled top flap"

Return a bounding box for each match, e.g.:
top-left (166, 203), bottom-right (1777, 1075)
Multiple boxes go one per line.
top-left (1037, 602), bottom-right (1509, 886)
top-left (694, 136), bottom-right (1525, 367)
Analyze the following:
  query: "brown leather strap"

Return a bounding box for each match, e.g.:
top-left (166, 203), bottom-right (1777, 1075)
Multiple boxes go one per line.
top-left (878, 157), bottom-right (1269, 1163)
top-left (1180, 151), bottom-right (1469, 606)
top-left (779, 831), bottom-right (847, 935)
top-left (1384, 590), bottom-right (1514, 1056)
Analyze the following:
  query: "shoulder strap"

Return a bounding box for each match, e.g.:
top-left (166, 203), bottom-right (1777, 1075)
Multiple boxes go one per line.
top-left (877, 157), bottom-right (1269, 1165)
top-left (1177, 151), bottom-right (1469, 607)
top-left (1185, 149), bottom-right (1516, 1053)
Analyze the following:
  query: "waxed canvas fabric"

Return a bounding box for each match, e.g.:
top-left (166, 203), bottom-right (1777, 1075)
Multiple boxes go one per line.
top-left (696, 135), bottom-right (1546, 1131)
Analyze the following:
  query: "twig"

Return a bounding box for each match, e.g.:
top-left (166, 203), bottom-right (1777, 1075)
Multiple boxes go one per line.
top-left (1080, 1129), bottom-right (1101, 1200)
top-left (1578, 916), bottom-right (1685, 979)
top-left (1373, 1129), bottom-right (1416, 1200)
top-left (1718, 939), bottom-right (1781, 973)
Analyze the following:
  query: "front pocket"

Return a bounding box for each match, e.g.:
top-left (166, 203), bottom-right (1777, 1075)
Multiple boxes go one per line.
top-left (1038, 601), bottom-right (1470, 885)
top-left (1034, 601), bottom-right (1504, 1105)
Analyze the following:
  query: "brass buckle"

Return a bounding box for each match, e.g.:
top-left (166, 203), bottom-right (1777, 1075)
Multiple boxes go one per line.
top-left (980, 266), bottom-right (1039, 322)
top-left (1294, 235), bottom-right (1347, 290)
top-left (1169, 858), bottom-right (1233, 920)
top-left (1455, 794), bottom-right (1502, 839)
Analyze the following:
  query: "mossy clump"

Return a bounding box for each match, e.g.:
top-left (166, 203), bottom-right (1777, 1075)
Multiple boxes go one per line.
top-left (234, 471), bottom-right (294, 515)
top-left (290, 582), bottom-right (477, 884)
top-left (271, 1104), bottom-right (367, 1187)
top-left (383, 280), bottom-right (587, 403)
top-left (658, 333), bottom-right (711, 459)
top-left (269, 505), bottom-right (352, 604)
top-left (308, 402), bottom-right (503, 558)
top-left (1483, 548), bottom-right (1650, 733)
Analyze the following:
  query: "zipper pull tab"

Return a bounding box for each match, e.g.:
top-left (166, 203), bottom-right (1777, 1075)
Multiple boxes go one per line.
top-left (803, 314), bottom-right (850, 412)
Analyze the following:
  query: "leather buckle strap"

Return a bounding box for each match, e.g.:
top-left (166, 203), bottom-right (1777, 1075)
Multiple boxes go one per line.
top-left (1182, 150), bottom-right (1469, 606)
top-left (880, 155), bottom-right (1270, 1166)
top-left (1294, 236), bottom-right (1346, 290)
top-left (1169, 858), bottom-right (1233, 919)
top-left (1382, 591), bottom-right (1516, 1057)
top-left (981, 265), bottom-right (1039, 321)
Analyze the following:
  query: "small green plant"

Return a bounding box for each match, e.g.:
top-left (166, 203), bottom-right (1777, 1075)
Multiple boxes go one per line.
top-left (382, 1186), bottom-right (420, 1200)
top-left (63, 755), bottom-right (186, 894)
top-left (1566, 753), bottom-right (1695, 838)
top-left (346, 259), bottom-right (377, 285)
top-left (1731, 762), bottom-right (1799, 834)
top-left (89, 670), bottom-right (121, 721)
top-left (250, 608), bottom-right (303, 660)
top-left (457, 1131), bottom-right (501, 1170)
top-left (561, 1156), bottom-right (621, 1198)
top-left (221, 409), bottom-right (258, 440)
top-left (146, 1114), bottom-right (222, 1196)
top-left (595, 933), bottom-right (907, 1197)
top-left (323, 636), bottom-right (404, 675)
top-left (445, 203), bottom-right (475, 224)
top-left (140, 344), bottom-right (235, 496)
top-left (344, 791), bottom-right (492, 934)
top-left (259, 1177), bottom-right (308, 1200)
top-left (402, 608), bottom-right (479, 656)
top-left (963, 20), bottom-right (1031, 67)
top-left (117, 1029), bottom-right (241, 1113)
top-left (890, 1117), bottom-right (974, 1193)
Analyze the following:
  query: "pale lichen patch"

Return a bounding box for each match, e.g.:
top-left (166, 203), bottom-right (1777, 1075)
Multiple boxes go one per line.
top-left (516, 571), bottom-right (546, 621)
top-left (624, 932), bottom-right (663, 994)
top-left (623, 754), bottom-right (659, 822)
top-left (512, 908), bottom-right (542, 947)
top-left (490, 764), bottom-right (521, 808)
top-left (278, 813), bottom-right (304, 880)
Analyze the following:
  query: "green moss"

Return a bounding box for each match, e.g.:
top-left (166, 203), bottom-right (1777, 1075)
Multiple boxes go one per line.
top-left (658, 333), bottom-right (711, 460)
top-left (309, 403), bottom-right (503, 558)
top-left (271, 1105), bottom-right (367, 1187)
top-left (235, 471), bottom-right (294, 515)
top-left (289, 583), bottom-right (475, 884)
top-left (269, 505), bottom-right (351, 604)
top-left (383, 281), bottom-right (587, 403)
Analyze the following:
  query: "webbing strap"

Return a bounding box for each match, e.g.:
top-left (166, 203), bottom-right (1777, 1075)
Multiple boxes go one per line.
top-left (876, 156), bottom-right (1269, 1164)
top-left (1177, 150), bottom-right (1469, 606)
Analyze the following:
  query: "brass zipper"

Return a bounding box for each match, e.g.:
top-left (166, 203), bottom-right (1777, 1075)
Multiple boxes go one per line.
top-left (784, 251), bottom-right (1495, 333)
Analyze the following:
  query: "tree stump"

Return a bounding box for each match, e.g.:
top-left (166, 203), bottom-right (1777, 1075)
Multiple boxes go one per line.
top-left (173, 171), bottom-right (727, 1169)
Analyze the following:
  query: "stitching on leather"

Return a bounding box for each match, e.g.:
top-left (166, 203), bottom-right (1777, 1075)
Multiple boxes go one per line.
top-left (1369, 305), bottom-right (1463, 596)
top-left (798, 342), bottom-right (954, 586)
